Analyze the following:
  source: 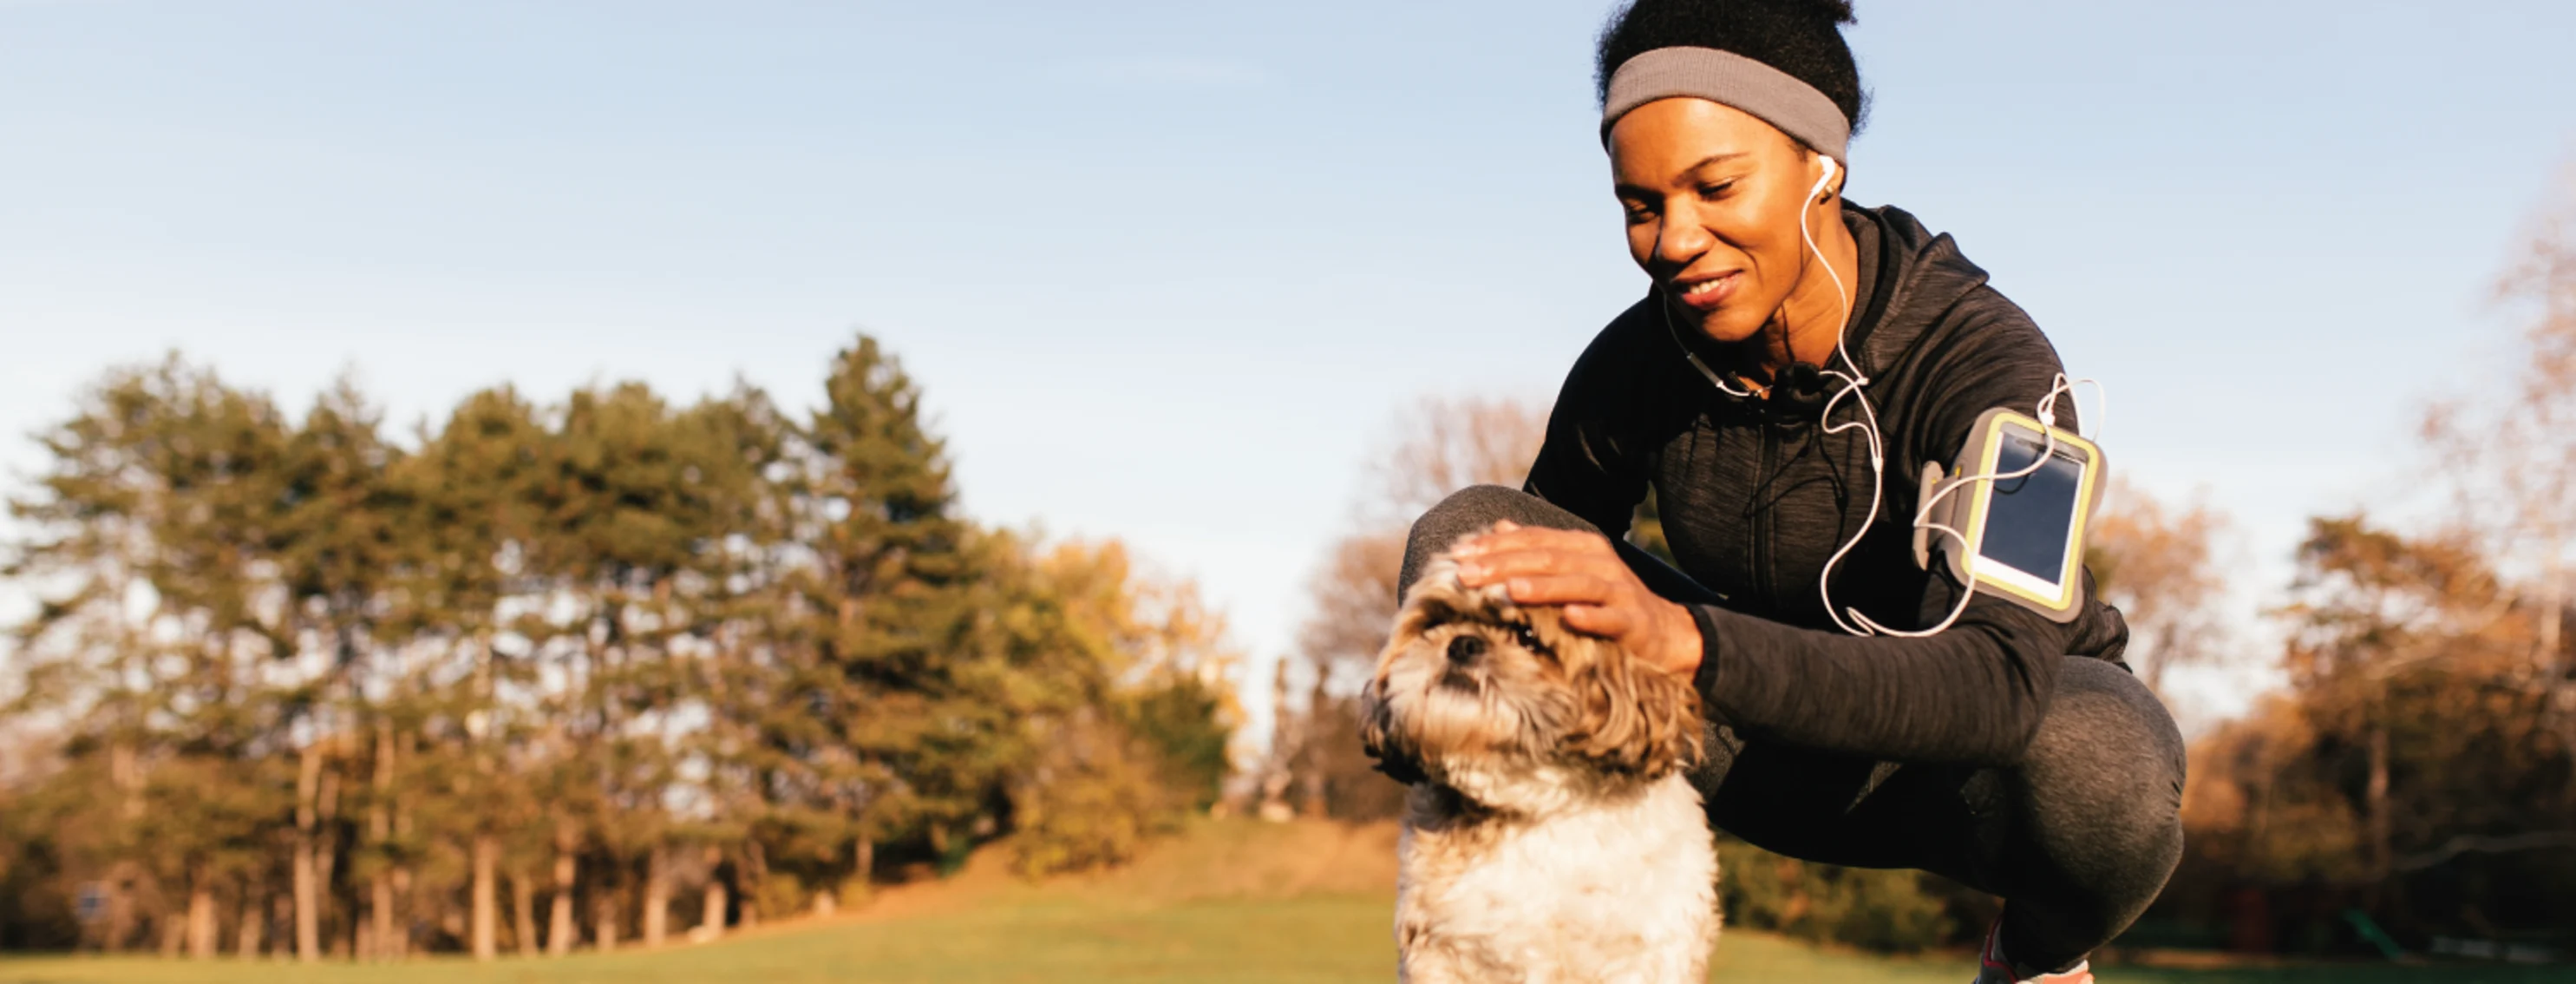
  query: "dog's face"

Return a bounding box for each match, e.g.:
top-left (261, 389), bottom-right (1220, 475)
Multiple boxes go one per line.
top-left (1360, 542), bottom-right (1703, 803)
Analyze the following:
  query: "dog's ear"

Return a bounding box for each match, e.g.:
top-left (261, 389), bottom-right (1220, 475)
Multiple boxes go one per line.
top-left (1358, 677), bottom-right (1428, 786)
top-left (1566, 639), bottom-right (1704, 778)
top-left (1360, 576), bottom-right (1461, 789)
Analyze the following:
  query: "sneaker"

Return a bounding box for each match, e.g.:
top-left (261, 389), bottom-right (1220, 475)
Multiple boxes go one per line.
top-left (1973, 919), bottom-right (2094, 984)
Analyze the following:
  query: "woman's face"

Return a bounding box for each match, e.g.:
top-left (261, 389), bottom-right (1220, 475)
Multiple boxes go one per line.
top-left (1608, 97), bottom-right (1834, 345)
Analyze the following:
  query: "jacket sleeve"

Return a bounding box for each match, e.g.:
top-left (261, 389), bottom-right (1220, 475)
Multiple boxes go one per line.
top-left (1687, 595), bottom-right (2069, 764)
top-left (1522, 300), bottom-right (1661, 539)
top-left (1686, 296), bottom-right (2100, 767)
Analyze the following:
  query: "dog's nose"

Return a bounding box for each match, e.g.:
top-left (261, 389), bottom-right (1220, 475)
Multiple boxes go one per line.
top-left (1446, 634), bottom-right (1487, 665)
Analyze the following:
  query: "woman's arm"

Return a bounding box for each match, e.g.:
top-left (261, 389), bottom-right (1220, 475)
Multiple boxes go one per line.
top-left (1520, 298), bottom-right (1669, 539)
top-left (1682, 288), bottom-right (2105, 764)
top-left (1684, 595), bottom-right (2068, 764)
top-left (1455, 523), bottom-right (2066, 765)
top-left (1478, 292), bottom-right (2109, 767)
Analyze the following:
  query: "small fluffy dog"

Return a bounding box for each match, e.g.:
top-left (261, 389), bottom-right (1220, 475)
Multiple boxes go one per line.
top-left (1361, 538), bottom-right (1717, 983)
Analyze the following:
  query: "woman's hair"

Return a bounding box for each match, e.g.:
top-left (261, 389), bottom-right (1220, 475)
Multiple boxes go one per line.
top-left (1594, 0), bottom-right (1867, 136)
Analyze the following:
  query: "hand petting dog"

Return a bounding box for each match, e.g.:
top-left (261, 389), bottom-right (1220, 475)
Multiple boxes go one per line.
top-left (1450, 521), bottom-right (1704, 679)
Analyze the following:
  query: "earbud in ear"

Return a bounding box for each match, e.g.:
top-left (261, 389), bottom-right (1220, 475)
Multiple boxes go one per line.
top-left (1812, 156), bottom-right (1840, 202)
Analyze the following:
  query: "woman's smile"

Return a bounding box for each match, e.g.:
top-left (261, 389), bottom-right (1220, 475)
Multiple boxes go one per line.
top-left (1669, 270), bottom-right (1744, 312)
top-left (1611, 96), bottom-right (1851, 353)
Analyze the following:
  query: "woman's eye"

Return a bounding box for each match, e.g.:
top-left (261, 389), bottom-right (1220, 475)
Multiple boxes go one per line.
top-left (1698, 180), bottom-right (1736, 199)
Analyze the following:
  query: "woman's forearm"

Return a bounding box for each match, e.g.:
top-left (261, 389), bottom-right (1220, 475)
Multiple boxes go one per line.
top-left (1686, 601), bottom-right (2066, 765)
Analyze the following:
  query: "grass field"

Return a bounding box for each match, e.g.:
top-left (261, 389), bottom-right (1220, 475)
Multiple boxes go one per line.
top-left (4, 820), bottom-right (2570, 983)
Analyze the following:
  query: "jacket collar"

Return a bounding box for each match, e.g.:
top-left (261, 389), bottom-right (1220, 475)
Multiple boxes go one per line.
top-left (1842, 203), bottom-right (1993, 380)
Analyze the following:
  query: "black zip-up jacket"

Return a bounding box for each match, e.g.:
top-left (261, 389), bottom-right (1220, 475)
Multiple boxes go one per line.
top-left (1524, 203), bottom-right (2130, 767)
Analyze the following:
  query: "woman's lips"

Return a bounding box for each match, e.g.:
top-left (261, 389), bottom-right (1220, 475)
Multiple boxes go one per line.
top-left (1670, 272), bottom-right (1742, 312)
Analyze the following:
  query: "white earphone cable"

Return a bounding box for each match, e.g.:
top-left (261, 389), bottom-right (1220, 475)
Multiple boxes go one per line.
top-left (1798, 155), bottom-right (1898, 636)
top-left (1844, 372), bottom-right (2087, 637)
top-left (1792, 155), bottom-right (2103, 637)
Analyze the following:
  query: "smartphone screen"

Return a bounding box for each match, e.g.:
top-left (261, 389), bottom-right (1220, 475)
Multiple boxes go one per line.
top-left (1979, 431), bottom-right (2085, 587)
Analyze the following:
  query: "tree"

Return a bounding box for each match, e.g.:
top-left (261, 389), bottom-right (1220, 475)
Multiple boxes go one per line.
top-left (4, 357), bottom-right (302, 955)
top-left (2422, 165), bottom-right (2576, 725)
top-left (1262, 395), bottom-right (1546, 820)
top-left (271, 377), bottom-right (410, 961)
top-left (2165, 514), bottom-right (2576, 948)
top-left (388, 385), bottom-right (555, 960)
top-left (2086, 479), bottom-right (2236, 697)
top-left (532, 381), bottom-right (767, 949)
top-left (758, 335), bottom-right (989, 902)
top-left (2280, 517), bottom-right (2523, 885)
top-left (2146, 169), bottom-right (2576, 954)
top-left (995, 539), bottom-right (1245, 875)
top-left (653, 385), bottom-right (785, 941)
top-left (1360, 395), bottom-right (1550, 530)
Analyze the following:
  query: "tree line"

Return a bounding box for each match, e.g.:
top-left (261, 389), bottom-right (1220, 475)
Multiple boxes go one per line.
top-left (0, 335), bottom-right (1237, 960)
top-left (2161, 181), bottom-right (2576, 955)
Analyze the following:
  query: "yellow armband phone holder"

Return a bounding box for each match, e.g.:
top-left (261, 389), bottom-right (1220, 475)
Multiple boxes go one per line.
top-left (1910, 408), bottom-right (2108, 623)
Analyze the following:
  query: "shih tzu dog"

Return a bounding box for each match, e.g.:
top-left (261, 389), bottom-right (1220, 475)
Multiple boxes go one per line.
top-left (1361, 535), bottom-right (1717, 983)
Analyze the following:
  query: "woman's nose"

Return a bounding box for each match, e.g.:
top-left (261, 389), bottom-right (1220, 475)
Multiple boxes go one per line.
top-left (1653, 208), bottom-right (1712, 270)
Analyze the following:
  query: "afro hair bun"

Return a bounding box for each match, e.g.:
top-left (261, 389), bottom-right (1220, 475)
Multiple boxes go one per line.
top-left (1595, 0), bottom-right (1867, 135)
top-left (1800, 0), bottom-right (1859, 24)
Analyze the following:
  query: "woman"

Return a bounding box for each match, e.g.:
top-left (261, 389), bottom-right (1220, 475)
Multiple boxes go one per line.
top-left (1396, 2), bottom-right (2185, 981)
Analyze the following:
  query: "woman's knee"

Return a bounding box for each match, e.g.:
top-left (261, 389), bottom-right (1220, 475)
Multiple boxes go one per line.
top-left (1990, 659), bottom-right (2187, 957)
top-left (2016, 659), bottom-right (2187, 885)
top-left (2042, 658), bottom-right (2186, 796)
top-left (1398, 485), bottom-right (1597, 595)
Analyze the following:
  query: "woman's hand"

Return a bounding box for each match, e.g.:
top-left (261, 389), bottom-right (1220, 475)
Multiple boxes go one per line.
top-left (1451, 521), bottom-right (1704, 679)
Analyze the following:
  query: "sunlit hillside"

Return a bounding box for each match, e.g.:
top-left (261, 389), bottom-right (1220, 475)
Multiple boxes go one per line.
top-left (6, 819), bottom-right (2573, 984)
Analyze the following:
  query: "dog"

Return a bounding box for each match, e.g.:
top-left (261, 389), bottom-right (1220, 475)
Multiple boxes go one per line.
top-left (1361, 536), bottom-right (1717, 983)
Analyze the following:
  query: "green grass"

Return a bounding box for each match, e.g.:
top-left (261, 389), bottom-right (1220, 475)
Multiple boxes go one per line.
top-left (5, 894), bottom-right (2573, 984)
top-left (5, 822), bottom-right (2568, 983)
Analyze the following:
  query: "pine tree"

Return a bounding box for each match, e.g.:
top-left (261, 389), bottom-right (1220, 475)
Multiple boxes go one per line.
top-left (270, 377), bottom-right (410, 961)
top-left (662, 386), bottom-right (785, 936)
top-left (5, 357), bottom-right (302, 955)
top-left (390, 385), bottom-right (553, 959)
top-left (758, 335), bottom-right (991, 901)
top-left (533, 382), bottom-right (762, 947)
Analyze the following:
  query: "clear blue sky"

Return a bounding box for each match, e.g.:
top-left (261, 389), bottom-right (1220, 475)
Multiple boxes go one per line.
top-left (5, 0), bottom-right (2573, 730)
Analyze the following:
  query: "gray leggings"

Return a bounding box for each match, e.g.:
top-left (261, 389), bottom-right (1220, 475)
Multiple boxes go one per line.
top-left (1401, 486), bottom-right (2186, 974)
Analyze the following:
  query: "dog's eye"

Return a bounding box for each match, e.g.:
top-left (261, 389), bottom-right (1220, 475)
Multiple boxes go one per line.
top-left (1509, 622), bottom-right (1553, 659)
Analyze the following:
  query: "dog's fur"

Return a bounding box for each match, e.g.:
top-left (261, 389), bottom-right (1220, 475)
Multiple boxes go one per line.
top-left (1361, 538), bottom-right (1718, 983)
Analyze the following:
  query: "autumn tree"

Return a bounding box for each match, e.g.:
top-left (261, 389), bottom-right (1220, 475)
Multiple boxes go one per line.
top-left (2086, 479), bottom-right (2237, 697)
top-left (2422, 165), bottom-right (2576, 723)
top-left (2164, 515), bottom-right (2576, 945)
top-left (2160, 174), bottom-right (2576, 951)
top-left (997, 538), bottom-right (1244, 875)
top-left (1261, 395), bottom-right (1546, 820)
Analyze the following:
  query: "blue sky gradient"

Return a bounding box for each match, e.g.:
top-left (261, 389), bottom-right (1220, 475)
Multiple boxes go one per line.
top-left (6, 0), bottom-right (2574, 729)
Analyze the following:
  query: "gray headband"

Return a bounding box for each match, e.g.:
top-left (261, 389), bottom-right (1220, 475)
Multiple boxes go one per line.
top-left (1601, 46), bottom-right (1850, 163)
